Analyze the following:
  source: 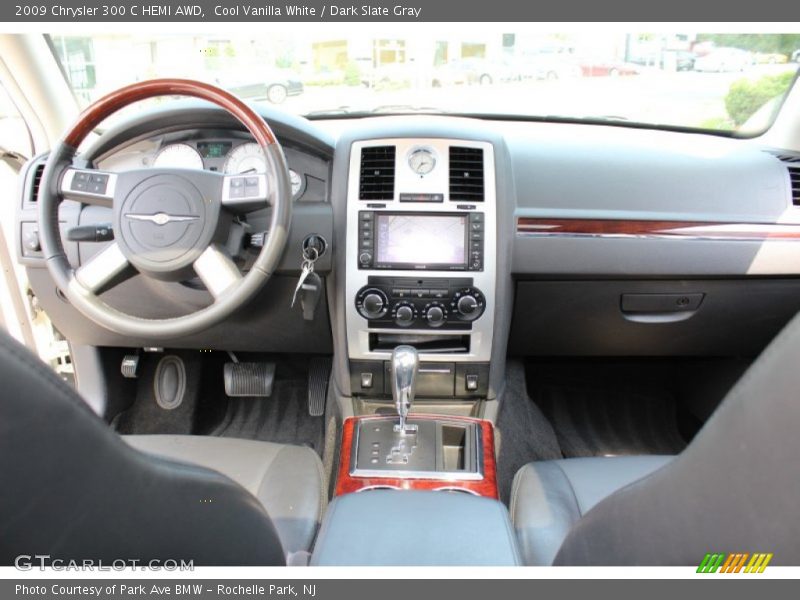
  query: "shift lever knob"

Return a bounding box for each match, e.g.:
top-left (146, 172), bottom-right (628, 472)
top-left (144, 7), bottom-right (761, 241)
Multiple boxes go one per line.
top-left (391, 345), bottom-right (418, 434)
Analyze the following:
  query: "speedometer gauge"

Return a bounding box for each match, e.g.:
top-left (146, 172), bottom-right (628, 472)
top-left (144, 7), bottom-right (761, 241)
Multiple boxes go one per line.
top-left (224, 142), bottom-right (267, 175)
top-left (153, 143), bottom-right (204, 169)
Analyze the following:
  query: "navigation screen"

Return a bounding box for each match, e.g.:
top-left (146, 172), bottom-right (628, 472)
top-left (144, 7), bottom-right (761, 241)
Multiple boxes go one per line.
top-left (375, 214), bottom-right (467, 266)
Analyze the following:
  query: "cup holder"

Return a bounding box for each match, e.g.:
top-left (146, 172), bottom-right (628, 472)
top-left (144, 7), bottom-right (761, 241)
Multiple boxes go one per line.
top-left (355, 485), bottom-right (401, 492)
top-left (433, 486), bottom-right (479, 496)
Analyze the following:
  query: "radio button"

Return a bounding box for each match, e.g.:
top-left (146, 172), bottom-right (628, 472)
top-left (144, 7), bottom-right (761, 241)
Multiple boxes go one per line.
top-left (359, 252), bottom-right (373, 266)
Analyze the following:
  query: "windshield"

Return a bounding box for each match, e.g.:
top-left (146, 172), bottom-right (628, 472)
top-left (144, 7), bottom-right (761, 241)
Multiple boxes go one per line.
top-left (49, 31), bottom-right (800, 134)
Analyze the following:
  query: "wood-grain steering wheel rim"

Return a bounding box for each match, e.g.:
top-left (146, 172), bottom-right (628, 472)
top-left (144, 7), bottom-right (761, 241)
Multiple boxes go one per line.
top-left (38, 78), bottom-right (292, 340)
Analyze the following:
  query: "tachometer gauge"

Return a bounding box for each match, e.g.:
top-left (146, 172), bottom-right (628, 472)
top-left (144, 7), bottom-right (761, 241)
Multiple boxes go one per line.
top-left (408, 147), bottom-right (436, 176)
top-left (289, 169), bottom-right (303, 197)
top-left (153, 143), bottom-right (204, 169)
top-left (224, 142), bottom-right (267, 174)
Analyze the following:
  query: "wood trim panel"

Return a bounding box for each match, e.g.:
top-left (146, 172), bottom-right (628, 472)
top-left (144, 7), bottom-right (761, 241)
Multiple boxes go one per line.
top-left (335, 416), bottom-right (498, 499)
top-left (63, 78), bottom-right (277, 148)
top-left (516, 218), bottom-right (800, 241)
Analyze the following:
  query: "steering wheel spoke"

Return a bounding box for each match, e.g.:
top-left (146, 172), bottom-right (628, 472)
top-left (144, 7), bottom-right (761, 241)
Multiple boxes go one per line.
top-left (221, 173), bottom-right (270, 213)
top-left (73, 242), bottom-right (133, 294)
top-left (60, 168), bottom-right (117, 208)
top-left (193, 244), bottom-right (243, 299)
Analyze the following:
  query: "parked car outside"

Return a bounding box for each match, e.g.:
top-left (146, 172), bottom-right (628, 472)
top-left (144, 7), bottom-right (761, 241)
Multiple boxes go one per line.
top-left (218, 69), bottom-right (304, 104)
top-left (693, 48), bottom-right (753, 72)
top-left (754, 52), bottom-right (788, 64)
top-left (578, 60), bottom-right (639, 77)
top-left (518, 55), bottom-right (582, 80)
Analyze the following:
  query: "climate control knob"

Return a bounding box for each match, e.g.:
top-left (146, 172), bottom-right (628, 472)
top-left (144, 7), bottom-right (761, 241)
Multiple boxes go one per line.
top-left (355, 287), bottom-right (388, 320)
top-left (363, 293), bottom-right (386, 318)
top-left (452, 288), bottom-right (485, 322)
top-left (424, 303), bottom-right (446, 328)
top-left (394, 302), bottom-right (416, 328)
top-left (457, 295), bottom-right (478, 316)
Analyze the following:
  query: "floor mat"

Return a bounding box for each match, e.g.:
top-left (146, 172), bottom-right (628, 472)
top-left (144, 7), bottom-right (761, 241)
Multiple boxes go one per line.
top-left (113, 352), bottom-right (201, 435)
top-left (495, 361), bottom-right (563, 504)
top-left (113, 352), bottom-right (326, 457)
top-left (527, 361), bottom-right (690, 458)
top-left (203, 359), bottom-right (325, 456)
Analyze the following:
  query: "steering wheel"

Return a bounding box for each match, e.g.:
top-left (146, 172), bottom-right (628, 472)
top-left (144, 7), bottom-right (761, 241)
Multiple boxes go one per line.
top-left (38, 79), bottom-right (292, 339)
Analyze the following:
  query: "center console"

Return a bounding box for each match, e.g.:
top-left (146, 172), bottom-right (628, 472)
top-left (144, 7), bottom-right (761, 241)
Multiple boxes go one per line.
top-left (336, 345), bottom-right (498, 499)
top-left (345, 138), bottom-right (497, 399)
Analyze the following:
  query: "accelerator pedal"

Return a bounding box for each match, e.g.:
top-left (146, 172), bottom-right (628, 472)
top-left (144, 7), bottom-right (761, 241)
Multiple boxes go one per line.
top-left (307, 356), bottom-right (332, 416)
top-left (224, 354), bottom-right (276, 397)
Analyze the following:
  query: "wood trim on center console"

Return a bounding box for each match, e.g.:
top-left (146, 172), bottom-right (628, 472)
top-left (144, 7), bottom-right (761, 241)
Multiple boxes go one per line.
top-left (335, 416), bottom-right (498, 499)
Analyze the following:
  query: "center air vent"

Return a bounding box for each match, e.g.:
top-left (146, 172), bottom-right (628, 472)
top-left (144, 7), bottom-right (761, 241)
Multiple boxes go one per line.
top-left (359, 145), bottom-right (396, 200)
top-left (449, 146), bottom-right (484, 201)
top-left (29, 163), bottom-right (45, 204)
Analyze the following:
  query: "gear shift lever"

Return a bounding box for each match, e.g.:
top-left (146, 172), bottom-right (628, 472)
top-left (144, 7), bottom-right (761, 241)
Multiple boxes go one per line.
top-left (391, 345), bottom-right (418, 434)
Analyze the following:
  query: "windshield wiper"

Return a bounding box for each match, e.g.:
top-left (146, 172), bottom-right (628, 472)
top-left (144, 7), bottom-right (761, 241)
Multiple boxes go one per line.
top-left (305, 106), bottom-right (356, 117)
top-left (369, 105), bottom-right (447, 114)
top-left (306, 104), bottom-right (447, 118)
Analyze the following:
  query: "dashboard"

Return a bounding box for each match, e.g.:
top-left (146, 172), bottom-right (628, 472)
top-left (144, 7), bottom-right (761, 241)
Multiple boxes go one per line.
top-left (15, 101), bottom-right (800, 400)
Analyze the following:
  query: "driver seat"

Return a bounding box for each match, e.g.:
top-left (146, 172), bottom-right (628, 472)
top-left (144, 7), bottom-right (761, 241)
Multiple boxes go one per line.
top-left (0, 331), bottom-right (325, 565)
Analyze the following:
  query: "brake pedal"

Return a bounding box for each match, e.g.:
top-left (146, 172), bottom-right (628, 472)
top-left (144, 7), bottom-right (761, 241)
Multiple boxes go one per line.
top-left (224, 360), bottom-right (276, 397)
top-left (307, 356), bottom-right (331, 417)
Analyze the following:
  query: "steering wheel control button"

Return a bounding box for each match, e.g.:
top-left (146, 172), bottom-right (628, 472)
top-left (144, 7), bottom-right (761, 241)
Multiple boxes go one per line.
top-left (221, 174), bottom-right (268, 211)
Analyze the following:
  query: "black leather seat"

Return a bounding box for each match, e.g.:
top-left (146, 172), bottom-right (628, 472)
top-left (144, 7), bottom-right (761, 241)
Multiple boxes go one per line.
top-left (511, 314), bottom-right (800, 565)
top-left (0, 331), bottom-right (325, 565)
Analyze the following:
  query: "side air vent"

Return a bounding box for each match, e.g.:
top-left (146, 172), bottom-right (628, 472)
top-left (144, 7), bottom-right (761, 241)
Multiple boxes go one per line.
top-left (29, 162), bottom-right (45, 203)
top-left (359, 145), bottom-right (396, 200)
top-left (789, 165), bottom-right (800, 206)
top-left (449, 146), bottom-right (484, 201)
top-left (766, 151), bottom-right (800, 206)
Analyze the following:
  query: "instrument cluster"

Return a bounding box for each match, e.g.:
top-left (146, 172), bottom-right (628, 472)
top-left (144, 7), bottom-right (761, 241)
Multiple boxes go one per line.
top-left (151, 140), bottom-right (303, 197)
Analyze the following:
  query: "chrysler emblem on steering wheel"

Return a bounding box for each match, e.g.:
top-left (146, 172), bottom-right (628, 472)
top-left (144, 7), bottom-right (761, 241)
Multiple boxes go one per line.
top-left (124, 212), bottom-right (199, 226)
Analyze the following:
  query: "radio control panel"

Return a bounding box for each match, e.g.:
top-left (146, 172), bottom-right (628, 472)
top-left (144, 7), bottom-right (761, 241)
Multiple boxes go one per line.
top-left (355, 277), bottom-right (486, 330)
